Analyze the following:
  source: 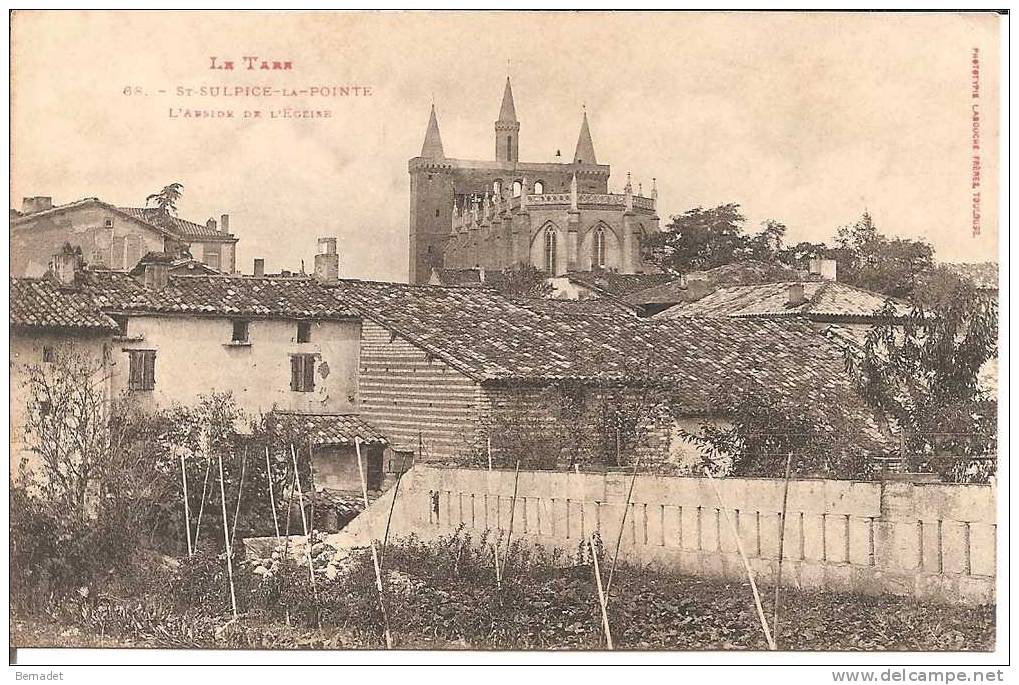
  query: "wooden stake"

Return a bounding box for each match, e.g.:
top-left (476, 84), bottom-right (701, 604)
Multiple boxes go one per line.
top-left (606, 453), bottom-right (642, 597)
top-left (590, 533), bottom-right (613, 650)
top-left (265, 447), bottom-right (281, 540)
top-left (380, 472), bottom-right (403, 569)
top-left (704, 467), bottom-right (776, 651)
top-left (290, 445), bottom-right (316, 585)
top-left (499, 460), bottom-right (522, 579)
top-left (192, 455), bottom-right (212, 549)
top-left (217, 452), bottom-right (238, 620)
top-left (229, 446), bottom-right (248, 550)
top-left (773, 452), bottom-right (793, 645)
top-left (179, 452), bottom-right (193, 557)
top-left (355, 437), bottom-right (393, 649)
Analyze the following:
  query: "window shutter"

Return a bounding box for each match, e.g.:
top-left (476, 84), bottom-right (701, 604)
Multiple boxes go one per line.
top-left (304, 356), bottom-right (315, 391)
top-left (128, 353), bottom-right (140, 390)
top-left (291, 356), bottom-right (300, 391)
top-left (144, 351), bottom-right (156, 389)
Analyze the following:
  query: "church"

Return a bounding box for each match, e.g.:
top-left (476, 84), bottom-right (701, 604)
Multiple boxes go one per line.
top-left (407, 79), bottom-right (661, 284)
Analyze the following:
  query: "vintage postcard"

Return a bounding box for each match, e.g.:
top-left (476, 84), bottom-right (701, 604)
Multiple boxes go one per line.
top-left (7, 9), bottom-right (1006, 674)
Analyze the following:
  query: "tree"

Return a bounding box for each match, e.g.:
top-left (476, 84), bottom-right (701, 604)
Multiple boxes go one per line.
top-left (745, 220), bottom-right (787, 263)
top-left (642, 204), bottom-right (748, 273)
top-left (846, 266), bottom-right (998, 477)
top-left (830, 212), bottom-right (934, 298)
top-left (146, 182), bottom-right (184, 216)
top-left (494, 263), bottom-right (553, 298)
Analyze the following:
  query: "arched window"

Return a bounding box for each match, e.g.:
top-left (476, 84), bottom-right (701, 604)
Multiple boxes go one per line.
top-left (493, 179), bottom-right (501, 195)
top-left (512, 180), bottom-right (522, 197)
top-left (533, 180), bottom-right (544, 194)
top-left (544, 226), bottom-right (557, 274)
top-left (593, 226), bottom-right (606, 269)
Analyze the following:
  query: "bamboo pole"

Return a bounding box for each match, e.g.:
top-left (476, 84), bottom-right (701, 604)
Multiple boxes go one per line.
top-left (192, 455), bottom-right (212, 549)
top-left (590, 533), bottom-right (613, 650)
top-left (704, 467), bottom-right (777, 651)
top-left (499, 460), bottom-right (522, 580)
top-left (265, 447), bottom-right (281, 540)
top-left (229, 446), bottom-right (248, 550)
top-left (217, 452), bottom-right (238, 620)
top-left (380, 472), bottom-right (403, 569)
top-left (290, 444), bottom-right (316, 585)
top-left (605, 453), bottom-right (642, 597)
top-left (772, 452), bottom-right (793, 645)
top-left (355, 437), bottom-right (393, 649)
top-left (179, 452), bottom-right (193, 557)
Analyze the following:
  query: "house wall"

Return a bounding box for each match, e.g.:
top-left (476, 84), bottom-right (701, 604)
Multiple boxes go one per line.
top-left (112, 315), bottom-right (360, 416)
top-left (312, 443), bottom-right (385, 492)
top-left (358, 319), bottom-right (484, 460)
top-left (336, 465), bottom-right (996, 605)
top-left (189, 240), bottom-right (237, 273)
top-left (9, 331), bottom-right (112, 480)
top-left (11, 206), bottom-right (168, 276)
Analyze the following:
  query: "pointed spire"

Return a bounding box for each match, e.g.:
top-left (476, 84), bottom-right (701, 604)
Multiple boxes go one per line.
top-left (573, 110), bottom-right (597, 165)
top-left (498, 77), bottom-right (517, 122)
top-left (420, 104), bottom-right (445, 158)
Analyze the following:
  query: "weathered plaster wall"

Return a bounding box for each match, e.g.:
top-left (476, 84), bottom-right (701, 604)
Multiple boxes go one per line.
top-left (334, 465), bottom-right (996, 605)
top-left (112, 315), bottom-right (360, 416)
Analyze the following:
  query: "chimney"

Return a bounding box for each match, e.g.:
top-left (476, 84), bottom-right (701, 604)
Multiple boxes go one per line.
top-left (50, 244), bottom-right (83, 286)
top-left (809, 258), bottom-right (837, 281)
top-left (253, 258), bottom-right (265, 277)
top-left (220, 213), bottom-right (230, 234)
top-left (143, 263), bottom-right (170, 290)
top-left (206, 218), bottom-right (217, 232)
top-left (787, 283), bottom-right (806, 307)
top-left (314, 237), bottom-right (339, 282)
top-left (684, 278), bottom-right (713, 301)
top-left (22, 196), bottom-right (53, 214)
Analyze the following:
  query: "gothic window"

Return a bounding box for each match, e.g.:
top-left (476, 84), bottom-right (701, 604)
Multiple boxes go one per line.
top-left (544, 226), bottom-right (557, 274)
top-left (513, 180), bottom-right (522, 197)
top-left (593, 226), bottom-right (606, 269)
top-left (533, 180), bottom-right (544, 194)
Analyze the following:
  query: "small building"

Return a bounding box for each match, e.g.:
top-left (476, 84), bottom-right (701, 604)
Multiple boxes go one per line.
top-left (10, 196), bottom-right (238, 276)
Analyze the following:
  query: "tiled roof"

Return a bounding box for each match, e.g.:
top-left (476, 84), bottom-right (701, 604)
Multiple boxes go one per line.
top-left (656, 281), bottom-right (908, 320)
top-left (9, 197), bottom-right (235, 243)
top-left (330, 280), bottom-right (879, 426)
top-left (272, 412), bottom-right (388, 447)
top-left (684, 260), bottom-right (802, 286)
top-left (624, 278), bottom-right (694, 306)
top-left (943, 262), bottom-right (998, 290)
top-left (566, 271), bottom-right (677, 298)
top-left (83, 271), bottom-right (359, 320)
top-left (117, 207), bottom-right (234, 241)
top-left (9, 277), bottom-right (119, 331)
top-left (430, 268), bottom-right (508, 289)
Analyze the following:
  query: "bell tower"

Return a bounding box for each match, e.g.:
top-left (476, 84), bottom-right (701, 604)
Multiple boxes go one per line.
top-left (495, 77), bottom-right (519, 163)
top-left (408, 104), bottom-right (454, 283)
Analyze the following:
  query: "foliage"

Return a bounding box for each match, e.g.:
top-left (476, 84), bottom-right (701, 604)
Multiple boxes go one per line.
top-left (678, 381), bottom-right (876, 479)
top-left (494, 263), bottom-right (553, 298)
top-left (832, 212), bottom-right (935, 298)
top-left (846, 266), bottom-right (998, 477)
top-left (145, 182), bottom-right (184, 216)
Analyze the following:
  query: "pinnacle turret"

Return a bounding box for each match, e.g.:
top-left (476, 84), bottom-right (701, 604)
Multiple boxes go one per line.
top-left (573, 110), bottom-right (597, 165)
top-left (420, 104), bottom-right (445, 158)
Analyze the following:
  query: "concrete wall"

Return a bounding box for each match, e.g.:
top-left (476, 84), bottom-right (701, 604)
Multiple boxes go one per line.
top-left (113, 315), bottom-right (360, 416)
top-left (333, 465), bottom-right (996, 605)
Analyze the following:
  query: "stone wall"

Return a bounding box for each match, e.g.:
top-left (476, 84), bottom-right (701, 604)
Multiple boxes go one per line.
top-left (332, 465), bottom-right (996, 605)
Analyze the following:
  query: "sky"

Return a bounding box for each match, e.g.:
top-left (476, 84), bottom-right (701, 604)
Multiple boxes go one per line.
top-left (11, 11), bottom-right (1001, 281)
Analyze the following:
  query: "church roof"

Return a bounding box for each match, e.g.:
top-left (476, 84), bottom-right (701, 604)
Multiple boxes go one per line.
top-left (573, 111), bottom-right (597, 164)
top-left (497, 77), bottom-right (517, 121)
top-left (420, 104), bottom-right (445, 158)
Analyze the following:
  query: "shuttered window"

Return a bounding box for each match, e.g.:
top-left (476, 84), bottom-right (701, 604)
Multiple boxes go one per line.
top-left (290, 354), bottom-right (315, 392)
top-left (127, 350), bottom-right (156, 390)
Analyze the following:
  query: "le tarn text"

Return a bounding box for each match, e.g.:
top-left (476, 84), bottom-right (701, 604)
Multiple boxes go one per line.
top-left (210, 56), bottom-right (293, 71)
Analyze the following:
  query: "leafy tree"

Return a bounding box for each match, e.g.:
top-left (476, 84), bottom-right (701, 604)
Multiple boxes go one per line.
top-left (846, 266), bottom-right (998, 477)
top-left (146, 182), bottom-right (184, 216)
top-left (642, 204), bottom-right (749, 272)
top-left (745, 220), bottom-right (787, 263)
top-left (831, 212), bottom-right (935, 298)
top-left (494, 263), bottom-right (553, 298)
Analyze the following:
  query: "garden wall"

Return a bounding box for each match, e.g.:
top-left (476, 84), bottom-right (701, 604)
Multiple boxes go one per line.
top-left (329, 465), bottom-right (996, 605)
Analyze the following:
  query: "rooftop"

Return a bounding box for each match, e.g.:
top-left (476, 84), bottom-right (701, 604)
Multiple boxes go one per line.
top-left (330, 279), bottom-right (877, 424)
top-left (655, 281), bottom-right (908, 321)
top-left (82, 270), bottom-right (359, 320)
top-left (564, 271), bottom-right (677, 298)
top-left (270, 412), bottom-right (388, 447)
top-left (9, 277), bottom-right (119, 332)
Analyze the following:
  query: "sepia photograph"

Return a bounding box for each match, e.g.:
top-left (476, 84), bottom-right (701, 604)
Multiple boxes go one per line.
top-left (6, 8), bottom-right (1007, 674)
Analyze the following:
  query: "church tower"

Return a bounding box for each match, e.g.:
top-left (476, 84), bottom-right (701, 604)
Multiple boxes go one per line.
top-left (408, 104), bottom-right (454, 284)
top-left (495, 77), bottom-right (520, 162)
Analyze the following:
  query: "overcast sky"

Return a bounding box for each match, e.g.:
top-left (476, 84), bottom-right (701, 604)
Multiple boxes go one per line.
top-left (11, 11), bottom-right (1001, 281)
